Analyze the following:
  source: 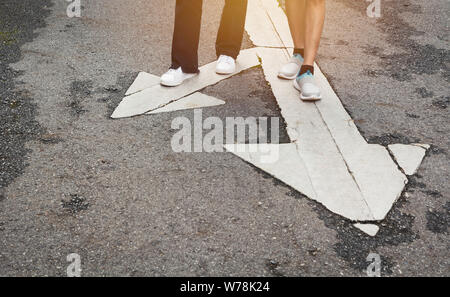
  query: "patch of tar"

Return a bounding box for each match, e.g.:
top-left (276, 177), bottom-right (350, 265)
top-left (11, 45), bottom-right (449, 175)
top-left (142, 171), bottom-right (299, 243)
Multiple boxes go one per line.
top-left (68, 80), bottom-right (93, 116)
top-left (343, 0), bottom-right (450, 82)
top-left (0, 0), bottom-right (53, 191)
top-left (315, 194), bottom-right (417, 275)
top-left (96, 71), bottom-right (137, 118)
top-left (426, 201), bottom-right (449, 235)
top-left (247, 159), bottom-right (417, 275)
top-left (415, 87), bottom-right (434, 98)
top-left (431, 96), bottom-right (449, 109)
top-left (367, 132), bottom-right (419, 146)
top-left (421, 189), bottom-right (443, 198)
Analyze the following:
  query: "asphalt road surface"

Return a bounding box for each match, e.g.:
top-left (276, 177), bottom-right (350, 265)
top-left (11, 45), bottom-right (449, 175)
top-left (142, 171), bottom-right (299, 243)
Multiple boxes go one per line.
top-left (0, 0), bottom-right (448, 276)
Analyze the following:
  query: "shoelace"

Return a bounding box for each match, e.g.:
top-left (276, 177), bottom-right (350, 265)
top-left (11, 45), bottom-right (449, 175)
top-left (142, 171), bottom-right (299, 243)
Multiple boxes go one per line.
top-left (219, 55), bottom-right (234, 64)
top-left (166, 68), bottom-right (179, 75)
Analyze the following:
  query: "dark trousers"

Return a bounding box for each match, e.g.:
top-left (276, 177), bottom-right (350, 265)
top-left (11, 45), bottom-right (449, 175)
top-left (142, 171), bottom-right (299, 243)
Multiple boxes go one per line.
top-left (171, 0), bottom-right (248, 73)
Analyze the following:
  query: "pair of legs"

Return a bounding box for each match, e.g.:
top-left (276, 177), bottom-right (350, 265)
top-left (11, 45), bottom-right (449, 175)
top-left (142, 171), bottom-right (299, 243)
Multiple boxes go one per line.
top-left (280, 0), bottom-right (325, 100)
top-left (171, 0), bottom-right (248, 74)
top-left (286, 0), bottom-right (326, 67)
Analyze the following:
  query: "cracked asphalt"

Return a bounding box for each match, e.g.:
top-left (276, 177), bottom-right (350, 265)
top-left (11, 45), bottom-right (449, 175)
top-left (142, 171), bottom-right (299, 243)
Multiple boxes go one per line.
top-left (0, 0), bottom-right (448, 276)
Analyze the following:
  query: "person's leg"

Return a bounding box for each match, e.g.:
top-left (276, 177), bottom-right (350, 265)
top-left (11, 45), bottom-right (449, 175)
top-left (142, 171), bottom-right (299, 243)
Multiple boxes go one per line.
top-left (171, 0), bottom-right (203, 73)
top-left (302, 0), bottom-right (325, 67)
top-left (292, 0), bottom-right (325, 101)
top-left (286, 0), bottom-right (306, 56)
top-left (215, 0), bottom-right (248, 59)
top-left (278, 0), bottom-right (307, 79)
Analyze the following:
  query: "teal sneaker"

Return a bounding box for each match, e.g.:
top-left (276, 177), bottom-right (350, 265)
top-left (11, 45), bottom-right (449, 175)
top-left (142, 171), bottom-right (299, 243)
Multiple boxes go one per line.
top-left (293, 70), bottom-right (322, 101)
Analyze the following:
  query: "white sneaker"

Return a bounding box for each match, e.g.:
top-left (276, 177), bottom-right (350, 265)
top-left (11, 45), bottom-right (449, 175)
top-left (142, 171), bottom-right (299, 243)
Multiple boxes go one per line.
top-left (278, 54), bottom-right (304, 80)
top-left (216, 55), bottom-right (236, 75)
top-left (293, 71), bottom-right (322, 101)
top-left (160, 67), bottom-right (197, 87)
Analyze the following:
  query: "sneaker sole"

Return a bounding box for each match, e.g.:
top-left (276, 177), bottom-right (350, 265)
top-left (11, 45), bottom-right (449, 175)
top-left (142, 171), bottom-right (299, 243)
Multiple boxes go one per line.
top-left (278, 69), bottom-right (300, 80)
top-left (215, 69), bottom-right (235, 75)
top-left (160, 80), bottom-right (182, 87)
top-left (293, 79), bottom-right (322, 101)
top-left (160, 73), bottom-right (197, 87)
top-left (300, 94), bottom-right (322, 101)
top-left (278, 73), bottom-right (297, 80)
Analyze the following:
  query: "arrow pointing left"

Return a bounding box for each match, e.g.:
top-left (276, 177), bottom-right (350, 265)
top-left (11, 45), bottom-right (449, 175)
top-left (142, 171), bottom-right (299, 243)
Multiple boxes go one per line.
top-left (111, 48), bottom-right (260, 118)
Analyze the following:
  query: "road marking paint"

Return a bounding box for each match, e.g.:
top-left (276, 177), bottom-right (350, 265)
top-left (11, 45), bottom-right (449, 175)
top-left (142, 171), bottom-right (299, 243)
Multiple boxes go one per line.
top-left (353, 223), bottom-right (380, 237)
top-left (231, 49), bottom-right (376, 221)
top-left (111, 48), bottom-right (260, 118)
top-left (244, 0), bottom-right (290, 49)
top-left (224, 143), bottom-right (317, 199)
top-left (111, 0), bottom-right (429, 236)
top-left (388, 144), bottom-right (428, 175)
top-left (224, 0), bottom-right (429, 235)
top-left (147, 92), bottom-right (225, 114)
top-left (258, 0), bottom-right (294, 49)
top-left (122, 73), bottom-right (225, 114)
top-left (125, 72), bottom-right (160, 96)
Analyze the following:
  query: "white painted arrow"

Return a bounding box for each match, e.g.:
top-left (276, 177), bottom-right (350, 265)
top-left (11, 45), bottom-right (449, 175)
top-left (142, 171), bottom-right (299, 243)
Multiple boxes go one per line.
top-left (111, 48), bottom-right (260, 118)
top-left (224, 0), bottom-right (429, 235)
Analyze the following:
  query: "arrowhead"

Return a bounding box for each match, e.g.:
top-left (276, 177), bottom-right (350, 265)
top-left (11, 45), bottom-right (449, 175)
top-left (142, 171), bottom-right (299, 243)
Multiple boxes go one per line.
top-left (115, 72), bottom-right (226, 117)
top-left (111, 48), bottom-right (260, 119)
top-left (125, 72), bottom-right (160, 96)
